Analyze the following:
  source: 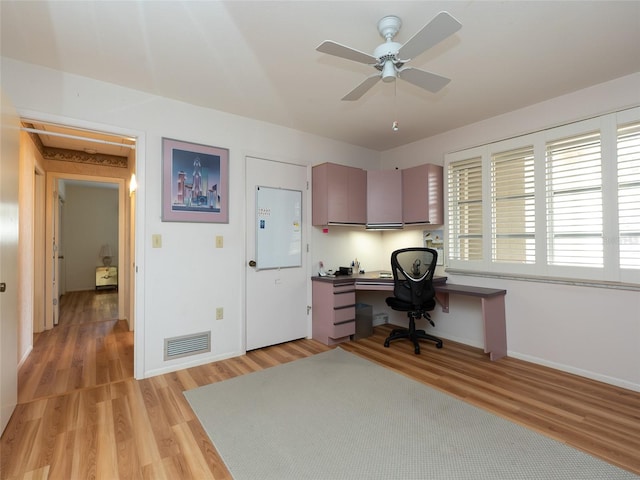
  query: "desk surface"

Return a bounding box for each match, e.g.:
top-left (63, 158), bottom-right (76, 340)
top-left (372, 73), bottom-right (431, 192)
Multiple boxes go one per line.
top-left (311, 270), bottom-right (447, 286)
top-left (311, 271), bottom-right (506, 297)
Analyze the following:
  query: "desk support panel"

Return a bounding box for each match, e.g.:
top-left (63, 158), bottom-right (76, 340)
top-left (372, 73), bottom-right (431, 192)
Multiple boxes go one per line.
top-left (435, 292), bottom-right (450, 313)
top-left (435, 284), bottom-right (507, 361)
top-left (482, 296), bottom-right (507, 361)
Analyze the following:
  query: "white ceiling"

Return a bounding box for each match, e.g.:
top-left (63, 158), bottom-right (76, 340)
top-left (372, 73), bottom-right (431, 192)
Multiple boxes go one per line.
top-left (2, 1), bottom-right (639, 152)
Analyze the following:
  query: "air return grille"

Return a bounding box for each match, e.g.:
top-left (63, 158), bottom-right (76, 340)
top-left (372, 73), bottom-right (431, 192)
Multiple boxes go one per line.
top-left (164, 331), bottom-right (211, 360)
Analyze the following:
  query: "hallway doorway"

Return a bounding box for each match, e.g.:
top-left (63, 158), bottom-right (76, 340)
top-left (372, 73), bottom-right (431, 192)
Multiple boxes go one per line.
top-left (19, 118), bottom-right (139, 381)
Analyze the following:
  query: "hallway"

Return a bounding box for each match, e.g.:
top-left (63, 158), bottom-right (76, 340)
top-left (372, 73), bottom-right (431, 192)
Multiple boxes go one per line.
top-left (18, 290), bottom-right (133, 404)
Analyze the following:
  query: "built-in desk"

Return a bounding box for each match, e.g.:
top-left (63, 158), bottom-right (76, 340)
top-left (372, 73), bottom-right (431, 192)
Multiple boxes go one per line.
top-left (311, 271), bottom-right (507, 360)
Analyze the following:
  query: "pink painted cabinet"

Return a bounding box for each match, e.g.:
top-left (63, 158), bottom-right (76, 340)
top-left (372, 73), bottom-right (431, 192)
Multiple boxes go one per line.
top-left (312, 162), bottom-right (366, 225)
top-left (311, 279), bottom-right (356, 345)
top-left (402, 163), bottom-right (444, 224)
top-left (366, 169), bottom-right (403, 225)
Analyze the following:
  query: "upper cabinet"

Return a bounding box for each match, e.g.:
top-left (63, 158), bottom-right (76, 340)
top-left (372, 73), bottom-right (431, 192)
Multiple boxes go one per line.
top-left (312, 163), bottom-right (367, 225)
top-left (402, 163), bottom-right (443, 225)
top-left (312, 162), bottom-right (443, 227)
top-left (366, 169), bottom-right (403, 227)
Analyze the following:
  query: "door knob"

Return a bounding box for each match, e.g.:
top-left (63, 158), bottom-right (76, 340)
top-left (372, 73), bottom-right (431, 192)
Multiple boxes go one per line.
top-left (249, 260), bottom-right (257, 267)
top-left (0, 282), bottom-right (6, 292)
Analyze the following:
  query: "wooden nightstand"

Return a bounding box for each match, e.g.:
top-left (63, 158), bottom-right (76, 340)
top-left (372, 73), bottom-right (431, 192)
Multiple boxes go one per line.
top-left (96, 266), bottom-right (118, 290)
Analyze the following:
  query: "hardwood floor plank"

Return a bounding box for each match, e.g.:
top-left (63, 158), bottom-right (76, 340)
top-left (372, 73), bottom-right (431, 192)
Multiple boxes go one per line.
top-left (2, 291), bottom-right (639, 479)
top-left (95, 399), bottom-right (119, 480)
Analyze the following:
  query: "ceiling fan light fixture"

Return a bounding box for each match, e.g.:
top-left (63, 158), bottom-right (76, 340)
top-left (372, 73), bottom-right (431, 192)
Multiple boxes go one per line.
top-left (381, 60), bottom-right (396, 83)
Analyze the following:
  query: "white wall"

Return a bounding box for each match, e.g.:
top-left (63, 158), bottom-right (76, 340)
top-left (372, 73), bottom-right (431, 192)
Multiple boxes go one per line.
top-left (1, 58), bottom-right (380, 378)
top-left (381, 73), bottom-right (640, 391)
top-left (63, 184), bottom-right (119, 292)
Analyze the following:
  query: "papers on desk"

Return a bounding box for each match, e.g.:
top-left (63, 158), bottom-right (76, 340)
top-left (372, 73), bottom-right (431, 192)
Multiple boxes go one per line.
top-left (378, 272), bottom-right (393, 279)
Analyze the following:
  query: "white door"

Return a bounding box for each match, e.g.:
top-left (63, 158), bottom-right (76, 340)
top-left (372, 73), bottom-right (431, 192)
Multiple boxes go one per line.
top-left (0, 90), bottom-right (20, 433)
top-left (245, 156), bottom-right (309, 350)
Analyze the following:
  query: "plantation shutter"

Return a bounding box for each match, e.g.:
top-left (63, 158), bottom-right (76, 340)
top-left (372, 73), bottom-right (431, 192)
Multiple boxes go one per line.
top-left (491, 146), bottom-right (536, 264)
top-left (546, 131), bottom-right (603, 267)
top-left (447, 157), bottom-right (483, 261)
top-left (617, 122), bottom-right (640, 269)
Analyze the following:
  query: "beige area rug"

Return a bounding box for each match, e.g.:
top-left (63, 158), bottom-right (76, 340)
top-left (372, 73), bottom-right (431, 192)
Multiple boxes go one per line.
top-left (184, 347), bottom-right (638, 479)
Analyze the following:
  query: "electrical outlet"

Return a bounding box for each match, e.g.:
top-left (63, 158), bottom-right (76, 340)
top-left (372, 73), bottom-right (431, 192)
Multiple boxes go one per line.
top-left (152, 234), bottom-right (162, 248)
top-left (216, 307), bottom-right (224, 320)
top-left (216, 235), bottom-right (223, 248)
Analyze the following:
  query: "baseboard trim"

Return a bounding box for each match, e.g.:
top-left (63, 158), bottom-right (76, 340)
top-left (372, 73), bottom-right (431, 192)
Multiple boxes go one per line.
top-left (508, 351), bottom-right (640, 393)
top-left (18, 345), bottom-right (33, 369)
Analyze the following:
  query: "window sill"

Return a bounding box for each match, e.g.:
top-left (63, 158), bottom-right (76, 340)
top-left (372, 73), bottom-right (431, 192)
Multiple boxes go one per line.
top-left (444, 268), bottom-right (640, 292)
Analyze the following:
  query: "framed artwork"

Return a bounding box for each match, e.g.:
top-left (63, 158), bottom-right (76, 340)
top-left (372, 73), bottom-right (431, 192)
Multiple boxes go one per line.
top-left (424, 229), bottom-right (444, 265)
top-left (162, 138), bottom-right (229, 223)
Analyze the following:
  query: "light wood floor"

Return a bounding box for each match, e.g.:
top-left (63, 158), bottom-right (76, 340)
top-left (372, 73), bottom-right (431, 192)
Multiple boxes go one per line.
top-left (2, 291), bottom-right (639, 479)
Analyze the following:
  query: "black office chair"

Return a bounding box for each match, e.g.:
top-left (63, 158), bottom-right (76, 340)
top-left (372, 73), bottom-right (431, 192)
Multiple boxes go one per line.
top-left (384, 247), bottom-right (442, 354)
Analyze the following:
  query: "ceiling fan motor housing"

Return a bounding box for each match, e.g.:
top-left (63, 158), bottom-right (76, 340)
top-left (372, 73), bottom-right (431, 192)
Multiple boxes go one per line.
top-left (374, 42), bottom-right (403, 81)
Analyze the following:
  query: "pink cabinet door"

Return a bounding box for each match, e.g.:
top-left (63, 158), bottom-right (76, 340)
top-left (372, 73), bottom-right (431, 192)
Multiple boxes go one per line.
top-left (347, 166), bottom-right (367, 224)
top-left (402, 163), bottom-right (443, 224)
top-left (312, 163), bottom-right (366, 225)
top-left (367, 170), bottom-right (402, 224)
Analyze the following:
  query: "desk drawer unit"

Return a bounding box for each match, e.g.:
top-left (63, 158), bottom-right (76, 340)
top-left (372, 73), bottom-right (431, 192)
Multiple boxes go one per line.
top-left (312, 280), bottom-right (356, 345)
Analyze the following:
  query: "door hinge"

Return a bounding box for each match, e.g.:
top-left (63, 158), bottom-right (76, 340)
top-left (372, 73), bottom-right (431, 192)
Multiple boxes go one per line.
top-left (307, 305), bottom-right (311, 314)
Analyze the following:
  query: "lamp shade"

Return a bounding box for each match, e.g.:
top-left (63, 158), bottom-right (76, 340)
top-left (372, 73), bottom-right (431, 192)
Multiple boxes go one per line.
top-left (99, 244), bottom-right (113, 258)
top-left (99, 244), bottom-right (113, 266)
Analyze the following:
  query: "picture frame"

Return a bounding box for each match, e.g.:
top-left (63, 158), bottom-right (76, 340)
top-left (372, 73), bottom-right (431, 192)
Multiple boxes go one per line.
top-left (162, 138), bottom-right (229, 223)
top-left (424, 229), bottom-right (444, 266)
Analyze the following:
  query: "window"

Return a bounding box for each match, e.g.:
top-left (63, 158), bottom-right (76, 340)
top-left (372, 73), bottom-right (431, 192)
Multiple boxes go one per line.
top-left (617, 122), bottom-right (640, 269)
top-left (546, 131), bottom-right (602, 267)
top-left (447, 157), bottom-right (482, 261)
top-left (491, 146), bottom-right (535, 264)
top-left (445, 108), bottom-right (640, 285)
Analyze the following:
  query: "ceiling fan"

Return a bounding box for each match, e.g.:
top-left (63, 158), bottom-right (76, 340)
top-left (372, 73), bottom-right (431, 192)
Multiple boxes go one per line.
top-left (316, 11), bottom-right (462, 101)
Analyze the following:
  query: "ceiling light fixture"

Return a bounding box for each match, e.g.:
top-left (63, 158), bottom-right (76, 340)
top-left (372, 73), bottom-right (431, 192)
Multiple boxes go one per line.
top-left (381, 60), bottom-right (396, 83)
top-left (129, 173), bottom-right (138, 195)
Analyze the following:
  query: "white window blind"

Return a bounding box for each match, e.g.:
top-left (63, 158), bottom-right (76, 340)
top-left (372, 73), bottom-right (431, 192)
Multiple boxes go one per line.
top-left (617, 122), bottom-right (640, 269)
top-left (546, 131), bottom-right (603, 267)
top-left (447, 157), bottom-right (483, 261)
top-left (491, 146), bottom-right (536, 264)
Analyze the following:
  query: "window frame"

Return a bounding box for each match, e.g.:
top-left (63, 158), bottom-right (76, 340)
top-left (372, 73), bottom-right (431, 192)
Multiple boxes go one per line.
top-left (444, 108), bottom-right (640, 286)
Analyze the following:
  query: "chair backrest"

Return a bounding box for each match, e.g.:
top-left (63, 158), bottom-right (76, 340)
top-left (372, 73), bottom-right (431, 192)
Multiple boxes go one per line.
top-left (390, 248), bottom-right (438, 307)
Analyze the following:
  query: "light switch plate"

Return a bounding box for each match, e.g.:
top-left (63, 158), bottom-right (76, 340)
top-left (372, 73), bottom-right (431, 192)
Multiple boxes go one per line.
top-left (216, 235), bottom-right (223, 248)
top-left (152, 234), bottom-right (162, 248)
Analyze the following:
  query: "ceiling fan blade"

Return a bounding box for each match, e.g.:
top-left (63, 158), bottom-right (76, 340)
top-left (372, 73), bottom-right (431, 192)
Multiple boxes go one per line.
top-left (398, 67), bottom-right (451, 93)
top-left (397, 11), bottom-right (462, 61)
top-left (342, 74), bottom-right (381, 101)
top-left (316, 40), bottom-right (378, 65)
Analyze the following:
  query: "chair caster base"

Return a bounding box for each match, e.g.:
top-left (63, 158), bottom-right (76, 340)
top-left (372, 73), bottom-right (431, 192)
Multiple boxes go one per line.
top-left (383, 329), bottom-right (443, 354)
